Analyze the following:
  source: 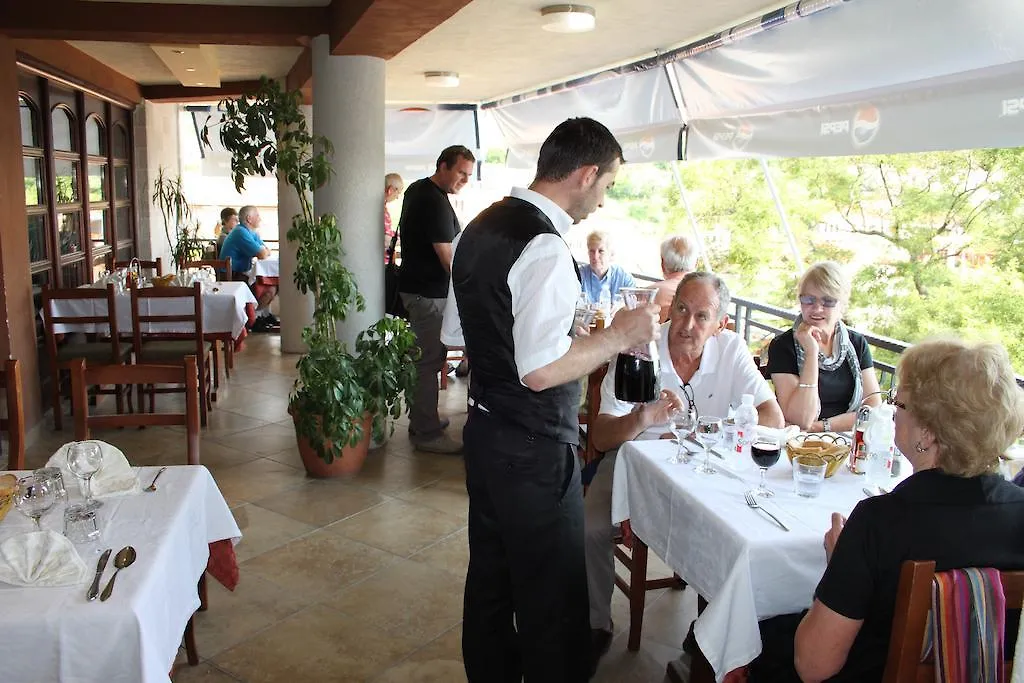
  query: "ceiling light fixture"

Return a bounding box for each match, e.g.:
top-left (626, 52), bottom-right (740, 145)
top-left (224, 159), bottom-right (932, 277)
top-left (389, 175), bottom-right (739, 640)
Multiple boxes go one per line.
top-left (424, 71), bottom-right (460, 88)
top-left (540, 4), bottom-right (596, 33)
top-left (185, 67), bottom-right (196, 72)
top-left (195, 82), bottom-right (206, 86)
top-left (172, 49), bottom-right (185, 55)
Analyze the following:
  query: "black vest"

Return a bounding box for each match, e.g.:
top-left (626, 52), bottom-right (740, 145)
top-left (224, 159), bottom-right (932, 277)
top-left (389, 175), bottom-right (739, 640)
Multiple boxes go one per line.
top-left (453, 197), bottom-right (582, 444)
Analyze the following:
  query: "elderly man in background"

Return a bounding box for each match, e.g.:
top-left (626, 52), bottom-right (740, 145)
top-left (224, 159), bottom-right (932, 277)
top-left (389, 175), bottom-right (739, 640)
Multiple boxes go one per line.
top-left (653, 235), bottom-right (697, 322)
top-left (583, 271), bottom-right (785, 665)
top-left (579, 230), bottom-right (636, 304)
top-left (220, 205), bottom-right (278, 332)
top-left (384, 172), bottom-right (404, 261)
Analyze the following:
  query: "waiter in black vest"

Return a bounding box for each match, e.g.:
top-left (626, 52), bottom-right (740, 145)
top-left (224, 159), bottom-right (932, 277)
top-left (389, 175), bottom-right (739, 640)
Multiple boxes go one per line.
top-left (441, 118), bottom-right (661, 681)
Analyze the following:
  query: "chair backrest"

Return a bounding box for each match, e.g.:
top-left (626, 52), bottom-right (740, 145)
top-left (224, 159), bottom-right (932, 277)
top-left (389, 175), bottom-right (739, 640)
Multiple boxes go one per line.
top-left (130, 282), bottom-right (205, 363)
top-left (41, 284), bottom-right (125, 364)
top-left (70, 356), bottom-right (200, 465)
top-left (182, 258), bottom-right (232, 282)
top-left (114, 258), bottom-right (163, 277)
top-left (0, 358), bottom-right (25, 470)
top-left (884, 560), bottom-right (1024, 682)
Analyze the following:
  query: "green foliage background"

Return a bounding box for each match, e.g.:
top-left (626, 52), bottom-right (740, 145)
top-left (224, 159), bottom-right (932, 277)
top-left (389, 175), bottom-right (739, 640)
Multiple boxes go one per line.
top-left (605, 149), bottom-right (1024, 374)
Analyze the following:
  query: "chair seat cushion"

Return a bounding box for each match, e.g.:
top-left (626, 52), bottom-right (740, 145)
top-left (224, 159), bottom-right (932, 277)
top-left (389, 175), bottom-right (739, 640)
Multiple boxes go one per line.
top-left (140, 340), bottom-right (212, 361)
top-left (57, 342), bottom-right (133, 364)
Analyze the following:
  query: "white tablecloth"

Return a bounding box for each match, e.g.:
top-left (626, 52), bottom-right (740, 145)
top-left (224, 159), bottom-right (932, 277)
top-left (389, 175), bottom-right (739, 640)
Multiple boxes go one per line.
top-left (47, 282), bottom-right (257, 337)
top-left (252, 255), bottom-right (279, 279)
top-left (0, 466), bottom-right (241, 683)
top-left (610, 439), bottom-right (910, 681)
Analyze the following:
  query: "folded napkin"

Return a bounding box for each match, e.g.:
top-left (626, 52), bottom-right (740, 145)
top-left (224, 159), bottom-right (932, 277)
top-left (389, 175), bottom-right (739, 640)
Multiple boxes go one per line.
top-left (46, 442), bottom-right (140, 498)
top-left (755, 425), bottom-right (801, 443)
top-left (0, 530), bottom-right (89, 587)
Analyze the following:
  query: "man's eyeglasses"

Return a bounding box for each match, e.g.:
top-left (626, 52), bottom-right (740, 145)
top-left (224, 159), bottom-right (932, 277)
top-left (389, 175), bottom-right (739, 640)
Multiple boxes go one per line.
top-left (798, 295), bottom-right (839, 309)
top-left (885, 385), bottom-right (907, 411)
top-left (681, 382), bottom-right (699, 421)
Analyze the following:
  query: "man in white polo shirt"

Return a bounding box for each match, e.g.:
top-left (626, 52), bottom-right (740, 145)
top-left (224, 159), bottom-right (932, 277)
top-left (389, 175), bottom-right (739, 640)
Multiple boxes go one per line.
top-left (584, 271), bottom-right (785, 662)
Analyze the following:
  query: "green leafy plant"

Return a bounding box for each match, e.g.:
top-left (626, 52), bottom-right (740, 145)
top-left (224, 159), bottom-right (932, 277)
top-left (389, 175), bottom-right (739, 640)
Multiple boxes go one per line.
top-left (203, 77), bottom-right (418, 461)
top-left (152, 168), bottom-right (200, 268)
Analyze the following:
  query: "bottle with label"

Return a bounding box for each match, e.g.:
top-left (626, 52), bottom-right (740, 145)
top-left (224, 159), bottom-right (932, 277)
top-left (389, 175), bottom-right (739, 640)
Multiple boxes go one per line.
top-left (863, 404), bottom-right (895, 488)
top-left (849, 403), bottom-right (873, 474)
top-left (733, 393), bottom-right (758, 459)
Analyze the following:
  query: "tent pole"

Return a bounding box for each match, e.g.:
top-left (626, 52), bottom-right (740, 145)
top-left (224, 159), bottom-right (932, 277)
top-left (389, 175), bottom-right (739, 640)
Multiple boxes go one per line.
top-left (759, 157), bottom-right (805, 273)
top-left (669, 161), bottom-right (712, 272)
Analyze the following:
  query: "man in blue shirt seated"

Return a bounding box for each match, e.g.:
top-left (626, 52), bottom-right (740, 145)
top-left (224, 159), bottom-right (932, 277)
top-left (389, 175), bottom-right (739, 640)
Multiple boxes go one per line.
top-left (579, 230), bottom-right (636, 304)
top-left (220, 205), bottom-right (278, 332)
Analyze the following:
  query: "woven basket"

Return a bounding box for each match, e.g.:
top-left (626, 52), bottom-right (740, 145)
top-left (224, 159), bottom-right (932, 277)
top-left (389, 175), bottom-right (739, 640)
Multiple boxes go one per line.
top-left (0, 473), bottom-right (16, 523)
top-left (786, 433), bottom-right (851, 478)
top-left (151, 274), bottom-right (176, 288)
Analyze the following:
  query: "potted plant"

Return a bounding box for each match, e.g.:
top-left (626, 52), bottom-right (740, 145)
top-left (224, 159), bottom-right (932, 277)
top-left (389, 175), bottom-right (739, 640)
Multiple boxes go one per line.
top-left (203, 77), bottom-right (418, 476)
top-left (152, 168), bottom-right (206, 268)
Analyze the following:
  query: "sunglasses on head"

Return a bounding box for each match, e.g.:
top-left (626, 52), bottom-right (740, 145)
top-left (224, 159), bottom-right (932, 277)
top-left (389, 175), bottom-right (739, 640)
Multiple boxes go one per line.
top-left (799, 295), bottom-right (839, 308)
top-left (885, 385), bottom-right (907, 411)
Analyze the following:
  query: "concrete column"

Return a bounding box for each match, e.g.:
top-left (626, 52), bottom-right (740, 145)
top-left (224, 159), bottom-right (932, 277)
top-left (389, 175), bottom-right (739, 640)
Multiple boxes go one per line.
top-left (311, 35), bottom-right (385, 350)
top-left (278, 104), bottom-right (314, 354)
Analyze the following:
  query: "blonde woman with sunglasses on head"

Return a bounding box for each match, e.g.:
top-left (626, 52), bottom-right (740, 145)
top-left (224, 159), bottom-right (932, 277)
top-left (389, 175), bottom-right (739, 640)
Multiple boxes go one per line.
top-left (766, 262), bottom-right (882, 433)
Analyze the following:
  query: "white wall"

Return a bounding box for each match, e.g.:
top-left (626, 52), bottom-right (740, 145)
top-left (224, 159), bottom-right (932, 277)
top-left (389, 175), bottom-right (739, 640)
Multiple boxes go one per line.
top-left (133, 101), bottom-right (180, 269)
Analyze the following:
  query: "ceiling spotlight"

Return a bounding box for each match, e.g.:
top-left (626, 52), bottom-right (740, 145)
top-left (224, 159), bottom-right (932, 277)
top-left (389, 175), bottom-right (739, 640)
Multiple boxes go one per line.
top-left (540, 4), bottom-right (596, 33)
top-left (185, 67), bottom-right (196, 72)
top-left (172, 49), bottom-right (185, 55)
top-left (196, 82), bottom-right (206, 86)
top-left (424, 71), bottom-right (460, 88)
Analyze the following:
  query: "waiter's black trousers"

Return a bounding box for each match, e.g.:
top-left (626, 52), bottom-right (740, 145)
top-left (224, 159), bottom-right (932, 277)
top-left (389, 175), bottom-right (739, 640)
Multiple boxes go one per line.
top-left (462, 407), bottom-right (593, 682)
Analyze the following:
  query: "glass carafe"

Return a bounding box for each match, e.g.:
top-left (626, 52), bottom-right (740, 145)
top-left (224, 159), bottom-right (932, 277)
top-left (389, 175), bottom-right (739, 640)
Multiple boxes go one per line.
top-left (613, 287), bottom-right (661, 403)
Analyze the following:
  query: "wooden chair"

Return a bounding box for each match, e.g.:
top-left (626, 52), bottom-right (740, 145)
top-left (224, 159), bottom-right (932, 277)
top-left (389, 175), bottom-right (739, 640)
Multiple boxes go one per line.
top-left (114, 258), bottom-right (163, 278)
top-left (181, 258), bottom-right (232, 283)
top-left (70, 356), bottom-right (200, 465)
top-left (884, 560), bottom-right (1024, 682)
top-left (580, 360), bottom-right (685, 651)
top-left (41, 284), bottom-right (133, 430)
top-left (440, 347), bottom-right (465, 391)
top-left (130, 282), bottom-right (213, 426)
top-left (0, 359), bottom-right (25, 470)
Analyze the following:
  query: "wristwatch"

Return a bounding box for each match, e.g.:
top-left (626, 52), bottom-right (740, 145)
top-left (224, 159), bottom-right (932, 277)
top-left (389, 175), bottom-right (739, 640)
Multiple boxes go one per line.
top-left (822, 417), bottom-right (832, 433)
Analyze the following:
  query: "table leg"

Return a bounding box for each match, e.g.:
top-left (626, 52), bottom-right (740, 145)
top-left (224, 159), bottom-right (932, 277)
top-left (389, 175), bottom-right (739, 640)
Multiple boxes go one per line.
top-left (627, 536), bottom-right (650, 652)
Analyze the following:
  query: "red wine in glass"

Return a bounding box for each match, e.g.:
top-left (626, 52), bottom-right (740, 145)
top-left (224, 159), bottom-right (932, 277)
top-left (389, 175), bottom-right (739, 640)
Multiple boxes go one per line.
top-left (751, 441), bottom-right (781, 469)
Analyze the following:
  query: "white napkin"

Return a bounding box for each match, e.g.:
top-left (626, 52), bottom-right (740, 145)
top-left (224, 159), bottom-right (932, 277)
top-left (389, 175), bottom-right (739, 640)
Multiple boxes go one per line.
top-left (0, 530), bottom-right (89, 587)
top-left (46, 442), bottom-right (140, 498)
top-left (756, 425), bottom-right (801, 443)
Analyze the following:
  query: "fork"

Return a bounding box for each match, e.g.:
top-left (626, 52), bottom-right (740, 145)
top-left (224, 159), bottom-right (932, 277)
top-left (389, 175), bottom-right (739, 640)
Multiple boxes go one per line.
top-left (744, 491), bottom-right (789, 531)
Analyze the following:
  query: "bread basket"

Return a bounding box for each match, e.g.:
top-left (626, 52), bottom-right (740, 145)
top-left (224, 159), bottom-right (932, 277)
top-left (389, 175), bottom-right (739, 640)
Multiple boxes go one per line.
top-left (0, 473), bottom-right (17, 523)
top-left (786, 433), bottom-right (851, 478)
top-left (151, 274), bottom-right (176, 288)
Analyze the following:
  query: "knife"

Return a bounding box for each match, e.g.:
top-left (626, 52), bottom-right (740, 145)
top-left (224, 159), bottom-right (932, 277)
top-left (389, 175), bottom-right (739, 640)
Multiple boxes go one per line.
top-left (685, 436), bottom-right (726, 460)
top-left (87, 548), bottom-right (112, 601)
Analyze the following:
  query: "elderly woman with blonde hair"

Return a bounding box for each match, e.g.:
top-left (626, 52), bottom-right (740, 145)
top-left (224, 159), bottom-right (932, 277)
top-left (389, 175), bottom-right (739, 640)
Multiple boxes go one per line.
top-left (767, 261), bottom-right (882, 432)
top-left (751, 338), bottom-right (1024, 682)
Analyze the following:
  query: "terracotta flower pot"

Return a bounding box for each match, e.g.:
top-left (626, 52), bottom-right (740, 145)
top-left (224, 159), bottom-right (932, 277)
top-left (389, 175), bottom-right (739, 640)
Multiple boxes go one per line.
top-left (290, 410), bottom-right (372, 478)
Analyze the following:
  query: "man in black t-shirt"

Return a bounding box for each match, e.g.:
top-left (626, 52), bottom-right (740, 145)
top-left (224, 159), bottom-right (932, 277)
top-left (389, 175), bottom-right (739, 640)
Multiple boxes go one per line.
top-left (397, 145), bottom-right (475, 453)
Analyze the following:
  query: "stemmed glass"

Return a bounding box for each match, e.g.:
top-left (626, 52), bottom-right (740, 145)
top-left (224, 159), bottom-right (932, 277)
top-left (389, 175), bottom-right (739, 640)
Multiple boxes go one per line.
top-left (695, 416), bottom-right (723, 475)
top-left (667, 407), bottom-right (697, 464)
top-left (66, 441), bottom-right (104, 510)
top-left (14, 475), bottom-right (56, 531)
top-left (749, 435), bottom-right (782, 497)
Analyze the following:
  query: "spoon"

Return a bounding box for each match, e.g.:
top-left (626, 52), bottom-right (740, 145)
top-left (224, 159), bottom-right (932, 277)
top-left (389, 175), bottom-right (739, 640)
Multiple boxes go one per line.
top-left (145, 467), bottom-right (167, 492)
top-left (100, 546), bottom-right (137, 601)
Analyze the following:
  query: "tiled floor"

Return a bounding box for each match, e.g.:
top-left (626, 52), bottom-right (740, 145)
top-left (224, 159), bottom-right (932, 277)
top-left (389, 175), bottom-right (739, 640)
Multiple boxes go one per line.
top-left (23, 333), bottom-right (697, 682)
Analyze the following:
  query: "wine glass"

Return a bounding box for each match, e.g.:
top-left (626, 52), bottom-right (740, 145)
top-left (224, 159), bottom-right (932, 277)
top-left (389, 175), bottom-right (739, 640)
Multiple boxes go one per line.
top-left (66, 441), bottom-right (104, 510)
top-left (695, 417), bottom-right (723, 475)
top-left (667, 407), bottom-right (696, 465)
top-left (14, 475), bottom-right (56, 531)
top-left (749, 435), bottom-right (782, 497)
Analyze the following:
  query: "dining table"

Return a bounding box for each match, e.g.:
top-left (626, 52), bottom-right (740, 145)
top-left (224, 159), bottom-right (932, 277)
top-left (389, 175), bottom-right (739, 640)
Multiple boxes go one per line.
top-left (0, 465), bottom-right (241, 683)
top-left (47, 281), bottom-right (257, 340)
top-left (610, 438), bottom-right (911, 682)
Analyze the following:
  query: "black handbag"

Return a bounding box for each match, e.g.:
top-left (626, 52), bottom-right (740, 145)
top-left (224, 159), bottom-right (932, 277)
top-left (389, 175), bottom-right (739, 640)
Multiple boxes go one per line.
top-left (385, 231), bottom-right (407, 318)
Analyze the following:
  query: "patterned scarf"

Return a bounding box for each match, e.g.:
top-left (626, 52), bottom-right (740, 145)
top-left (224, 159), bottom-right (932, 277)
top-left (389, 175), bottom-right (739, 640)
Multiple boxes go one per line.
top-left (792, 314), bottom-right (863, 413)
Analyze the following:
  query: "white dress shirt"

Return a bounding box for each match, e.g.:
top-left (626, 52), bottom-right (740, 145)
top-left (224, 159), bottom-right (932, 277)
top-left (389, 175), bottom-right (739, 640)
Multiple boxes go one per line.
top-left (441, 187), bottom-right (580, 383)
top-left (599, 325), bottom-right (774, 436)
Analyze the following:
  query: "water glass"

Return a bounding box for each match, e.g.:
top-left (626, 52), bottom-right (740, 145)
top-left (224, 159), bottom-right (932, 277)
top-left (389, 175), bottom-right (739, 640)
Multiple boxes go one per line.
top-left (667, 408), bottom-right (696, 465)
top-left (794, 456), bottom-right (827, 498)
top-left (34, 467), bottom-right (67, 503)
top-left (64, 503), bottom-right (101, 544)
top-left (14, 475), bottom-right (56, 530)
top-left (695, 416), bottom-right (723, 475)
top-left (66, 441), bottom-right (104, 509)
